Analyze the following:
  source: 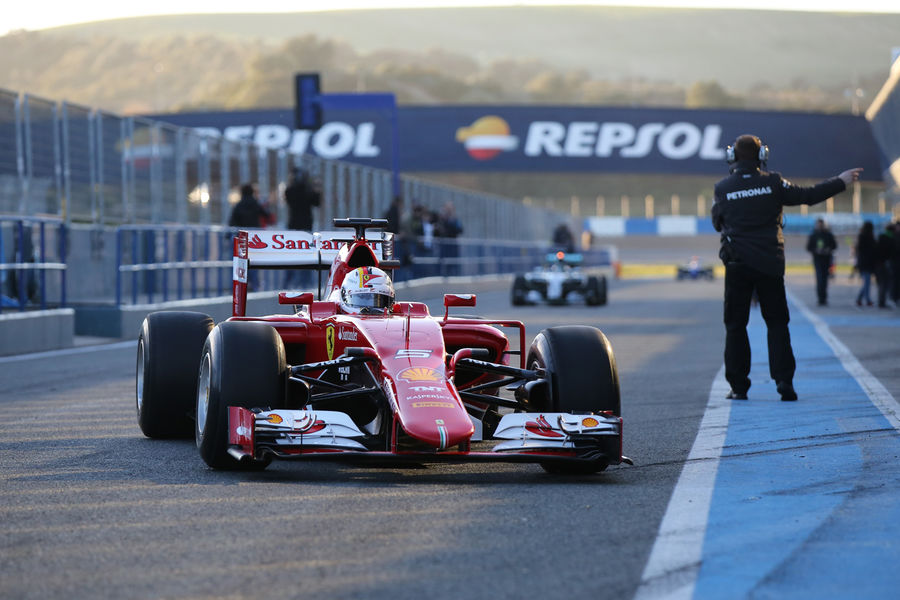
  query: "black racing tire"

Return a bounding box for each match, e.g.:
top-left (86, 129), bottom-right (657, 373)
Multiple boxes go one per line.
top-left (526, 325), bottom-right (621, 474)
top-left (196, 321), bottom-right (286, 470)
top-left (585, 275), bottom-right (608, 306)
top-left (511, 274), bottom-right (529, 306)
top-left (136, 311), bottom-right (214, 439)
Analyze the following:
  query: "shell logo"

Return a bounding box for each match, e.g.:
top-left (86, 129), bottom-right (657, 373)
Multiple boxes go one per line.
top-left (398, 367), bottom-right (442, 382)
top-left (455, 116), bottom-right (518, 161)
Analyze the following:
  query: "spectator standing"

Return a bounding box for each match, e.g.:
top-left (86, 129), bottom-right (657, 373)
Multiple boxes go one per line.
top-left (437, 201), bottom-right (464, 276)
top-left (875, 222), bottom-right (896, 308)
top-left (229, 183), bottom-right (271, 229)
top-left (282, 168), bottom-right (321, 289)
top-left (229, 183), bottom-right (271, 291)
top-left (383, 196), bottom-right (403, 235)
top-left (711, 133), bottom-right (860, 402)
top-left (890, 222), bottom-right (900, 306)
top-left (854, 221), bottom-right (877, 307)
top-left (284, 168), bottom-right (321, 231)
top-left (806, 218), bottom-right (837, 306)
top-left (552, 223), bottom-right (576, 253)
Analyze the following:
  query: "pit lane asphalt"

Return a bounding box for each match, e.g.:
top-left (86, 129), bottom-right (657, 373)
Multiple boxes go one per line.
top-left (1, 238), bottom-right (898, 600)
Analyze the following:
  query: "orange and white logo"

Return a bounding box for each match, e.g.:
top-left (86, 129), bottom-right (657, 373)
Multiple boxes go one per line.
top-left (455, 116), bottom-right (518, 161)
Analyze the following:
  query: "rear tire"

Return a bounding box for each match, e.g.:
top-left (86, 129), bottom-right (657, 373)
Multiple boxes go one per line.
top-left (196, 321), bottom-right (286, 470)
top-left (526, 325), bottom-right (620, 474)
top-left (136, 311), bottom-right (214, 438)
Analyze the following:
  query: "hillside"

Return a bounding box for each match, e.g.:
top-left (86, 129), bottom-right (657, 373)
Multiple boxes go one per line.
top-left (1, 6), bottom-right (896, 114)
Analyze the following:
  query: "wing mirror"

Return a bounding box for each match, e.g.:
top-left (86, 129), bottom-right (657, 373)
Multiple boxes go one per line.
top-left (278, 292), bottom-right (314, 305)
top-left (443, 294), bottom-right (476, 320)
top-left (444, 294), bottom-right (476, 308)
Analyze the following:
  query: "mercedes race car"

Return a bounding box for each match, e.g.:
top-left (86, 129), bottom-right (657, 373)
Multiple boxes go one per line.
top-left (136, 219), bottom-right (629, 474)
top-left (676, 256), bottom-right (715, 281)
top-left (511, 251), bottom-right (608, 306)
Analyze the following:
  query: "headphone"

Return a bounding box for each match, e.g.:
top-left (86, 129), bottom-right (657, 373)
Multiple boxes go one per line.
top-left (726, 136), bottom-right (769, 164)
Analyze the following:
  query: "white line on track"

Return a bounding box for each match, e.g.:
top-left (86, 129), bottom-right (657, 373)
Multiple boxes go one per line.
top-left (786, 288), bottom-right (900, 433)
top-left (633, 290), bottom-right (900, 599)
top-left (633, 365), bottom-right (731, 600)
top-left (0, 340), bottom-right (135, 364)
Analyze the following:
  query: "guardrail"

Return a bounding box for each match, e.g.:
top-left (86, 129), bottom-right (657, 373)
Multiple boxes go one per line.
top-left (115, 224), bottom-right (618, 306)
top-left (0, 216), bottom-right (67, 313)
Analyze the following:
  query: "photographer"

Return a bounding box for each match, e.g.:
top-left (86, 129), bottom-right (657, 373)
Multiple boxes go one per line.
top-left (712, 134), bottom-right (861, 401)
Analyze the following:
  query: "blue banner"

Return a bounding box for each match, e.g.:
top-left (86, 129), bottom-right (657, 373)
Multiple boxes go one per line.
top-left (150, 104), bottom-right (882, 181)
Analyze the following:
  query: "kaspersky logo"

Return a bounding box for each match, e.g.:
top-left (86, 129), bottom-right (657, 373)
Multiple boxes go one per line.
top-left (455, 116), bottom-right (518, 161)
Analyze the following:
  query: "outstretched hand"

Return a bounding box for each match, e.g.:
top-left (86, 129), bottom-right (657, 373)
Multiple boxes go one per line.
top-left (838, 168), bottom-right (863, 187)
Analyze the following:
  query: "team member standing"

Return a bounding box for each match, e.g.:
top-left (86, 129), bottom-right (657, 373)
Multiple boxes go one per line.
top-left (712, 134), bottom-right (861, 401)
top-left (806, 218), bottom-right (837, 306)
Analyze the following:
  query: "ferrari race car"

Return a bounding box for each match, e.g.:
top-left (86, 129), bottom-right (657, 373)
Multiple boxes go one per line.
top-left (136, 218), bottom-right (629, 474)
top-left (511, 251), bottom-right (608, 306)
top-left (676, 256), bottom-right (714, 280)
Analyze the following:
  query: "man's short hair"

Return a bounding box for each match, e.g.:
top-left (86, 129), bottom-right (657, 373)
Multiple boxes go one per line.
top-left (734, 135), bottom-right (764, 162)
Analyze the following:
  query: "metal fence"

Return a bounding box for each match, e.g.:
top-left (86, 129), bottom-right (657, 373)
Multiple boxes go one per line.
top-left (0, 215), bottom-right (67, 313)
top-left (113, 224), bottom-right (617, 307)
top-left (0, 89), bottom-right (571, 243)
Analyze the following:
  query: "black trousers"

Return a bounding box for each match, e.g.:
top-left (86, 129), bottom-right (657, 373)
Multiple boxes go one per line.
top-left (812, 255), bottom-right (831, 304)
top-left (723, 262), bottom-right (796, 393)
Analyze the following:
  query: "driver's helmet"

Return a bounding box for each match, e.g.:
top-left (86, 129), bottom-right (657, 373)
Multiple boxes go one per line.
top-left (339, 266), bottom-right (395, 314)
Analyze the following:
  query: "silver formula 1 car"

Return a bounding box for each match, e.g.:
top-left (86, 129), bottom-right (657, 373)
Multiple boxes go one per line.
top-left (512, 251), bottom-right (608, 306)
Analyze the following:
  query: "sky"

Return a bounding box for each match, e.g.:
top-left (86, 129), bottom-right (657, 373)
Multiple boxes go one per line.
top-left (5, 0), bottom-right (900, 34)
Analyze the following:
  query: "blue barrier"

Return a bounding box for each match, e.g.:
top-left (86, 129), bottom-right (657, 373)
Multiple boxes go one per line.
top-left (0, 216), bottom-right (67, 313)
top-left (115, 224), bottom-right (283, 306)
top-left (114, 225), bottom-right (617, 306)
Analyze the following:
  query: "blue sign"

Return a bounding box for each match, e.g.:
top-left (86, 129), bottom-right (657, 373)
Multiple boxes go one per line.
top-left (149, 104), bottom-right (882, 181)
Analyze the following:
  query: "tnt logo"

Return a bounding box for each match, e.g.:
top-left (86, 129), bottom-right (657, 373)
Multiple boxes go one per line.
top-left (455, 116), bottom-right (518, 161)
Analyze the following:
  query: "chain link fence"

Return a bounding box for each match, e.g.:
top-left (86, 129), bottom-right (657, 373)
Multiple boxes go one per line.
top-left (0, 89), bottom-right (571, 242)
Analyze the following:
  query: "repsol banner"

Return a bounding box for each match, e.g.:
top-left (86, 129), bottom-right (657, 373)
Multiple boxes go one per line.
top-left (150, 105), bottom-right (882, 180)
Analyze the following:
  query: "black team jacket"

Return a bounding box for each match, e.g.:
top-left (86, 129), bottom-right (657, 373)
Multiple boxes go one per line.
top-left (712, 160), bottom-right (846, 277)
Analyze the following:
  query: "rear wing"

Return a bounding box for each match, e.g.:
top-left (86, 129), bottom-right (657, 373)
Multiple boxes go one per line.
top-left (231, 228), bottom-right (393, 317)
top-left (236, 229), bottom-right (391, 268)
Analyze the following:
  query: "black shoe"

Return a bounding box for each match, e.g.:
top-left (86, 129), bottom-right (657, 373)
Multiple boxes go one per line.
top-left (777, 381), bottom-right (798, 402)
top-left (726, 389), bottom-right (748, 400)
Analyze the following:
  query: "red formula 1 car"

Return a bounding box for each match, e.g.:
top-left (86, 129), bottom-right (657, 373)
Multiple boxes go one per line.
top-left (136, 218), bottom-right (629, 474)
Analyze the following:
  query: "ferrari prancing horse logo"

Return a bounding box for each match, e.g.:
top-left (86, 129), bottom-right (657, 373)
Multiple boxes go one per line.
top-left (325, 324), bottom-right (335, 360)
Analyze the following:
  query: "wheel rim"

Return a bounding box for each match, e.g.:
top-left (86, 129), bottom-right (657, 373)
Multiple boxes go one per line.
top-left (136, 338), bottom-right (145, 414)
top-left (196, 353), bottom-right (211, 440)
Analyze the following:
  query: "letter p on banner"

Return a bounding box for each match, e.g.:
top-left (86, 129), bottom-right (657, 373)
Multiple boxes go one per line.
top-left (294, 73), bottom-right (322, 131)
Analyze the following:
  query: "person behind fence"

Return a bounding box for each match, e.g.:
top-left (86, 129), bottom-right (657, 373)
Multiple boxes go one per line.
top-left (229, 183), bottom-right (271, 290)
top-left (711, 133), bottom-right (861, 402)
top-left (285, 167), bottom-right (321, 232)
top-left (229, 183), bottom-right (271, 229)
top-left (875, 221), bottom-right (896, 308)
top-left (854, 220), bottom-right (877, 308)
top-left (437, 201), bottom-right (463, 276)
top-left (889, 221), bottom-right (900, 306)
top-left (283, 168), bottom-right (321, 288)
top-left (552, 222), bottom-right (575, 253)
top-left (806, 218), bottom-right (837, 306)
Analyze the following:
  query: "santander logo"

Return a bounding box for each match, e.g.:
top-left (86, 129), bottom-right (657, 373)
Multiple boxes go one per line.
top-left (248, 234), bottom-right (268, 249)
top-left (455, 115), bottom-right (518, 161)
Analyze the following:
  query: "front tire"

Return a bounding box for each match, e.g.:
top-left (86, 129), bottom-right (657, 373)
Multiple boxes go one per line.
top-left (585, 275), bottom-right (608, 306)
top-left (511, 274), bottom-right (529, 306)
top-left (196, 321), bottom-right (286, 469)
top-left (136, 311), bottom-right (214, 438)
top-left (526, 326), bottom-right (620, 474)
